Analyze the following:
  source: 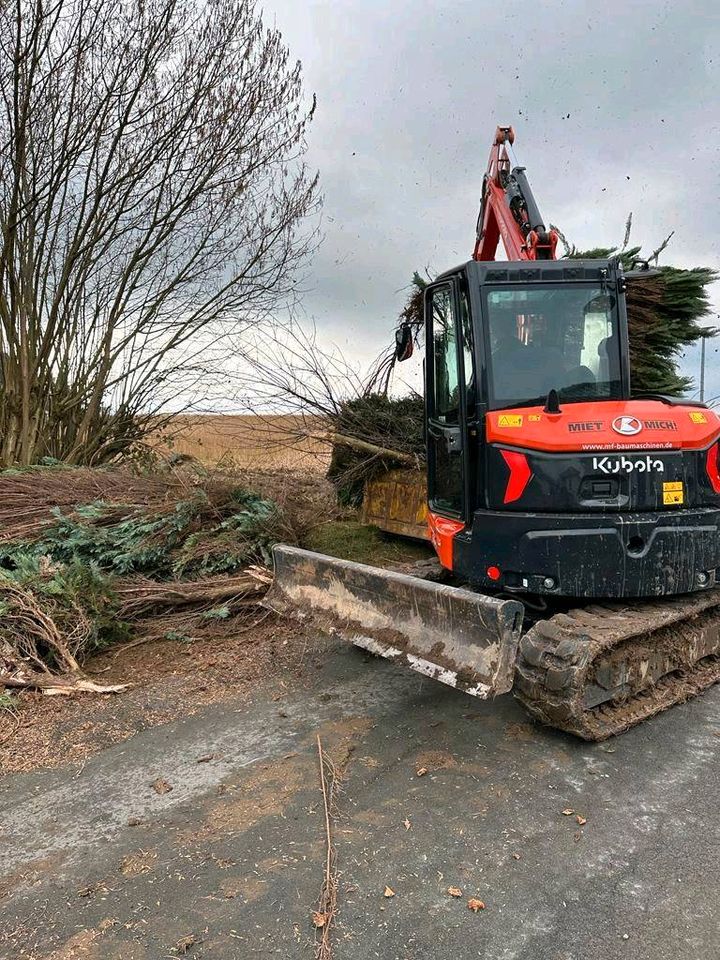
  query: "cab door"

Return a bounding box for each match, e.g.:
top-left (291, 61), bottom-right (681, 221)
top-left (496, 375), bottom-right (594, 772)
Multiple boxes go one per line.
top-left (425, 279), bottom-right (473, 519)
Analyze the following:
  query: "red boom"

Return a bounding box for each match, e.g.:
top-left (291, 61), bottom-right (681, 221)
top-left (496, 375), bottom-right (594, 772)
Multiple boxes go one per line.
top-left (473, 126), bottom-right (559, 262)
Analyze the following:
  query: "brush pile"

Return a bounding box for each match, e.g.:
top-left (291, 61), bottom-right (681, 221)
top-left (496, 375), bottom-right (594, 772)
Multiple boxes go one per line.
top-left (0, 466), bottom-right (195, 543)
top-left (0, 466), bottom-right (284, 695)
top-left (327, 394), bottom-right (425, 505)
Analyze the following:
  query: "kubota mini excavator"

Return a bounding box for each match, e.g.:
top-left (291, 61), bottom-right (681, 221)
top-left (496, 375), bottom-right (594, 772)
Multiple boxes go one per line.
top-left (267, 126), bottom-right (720, 740)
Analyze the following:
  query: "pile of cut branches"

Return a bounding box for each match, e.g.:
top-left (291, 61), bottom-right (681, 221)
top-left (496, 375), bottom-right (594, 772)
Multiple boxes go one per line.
top-left (0, 467), bottom-right (285, 695)
top-left (327, 394), bottom-right (425, 506)
top-left (0, 465), bottom-right (202, 543)
top-left (0, 557), bottom-right (121, 686)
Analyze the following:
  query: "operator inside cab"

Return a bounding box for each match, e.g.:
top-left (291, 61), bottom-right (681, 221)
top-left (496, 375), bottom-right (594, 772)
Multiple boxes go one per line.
top-left (489, 304), bottom-right (559, 401)
top-left (487, 287), bottom-right (620, 408)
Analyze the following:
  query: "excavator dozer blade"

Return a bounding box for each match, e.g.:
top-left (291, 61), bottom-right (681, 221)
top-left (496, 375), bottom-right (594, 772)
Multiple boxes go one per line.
top-left (265, 545), bottom-right (525, 698)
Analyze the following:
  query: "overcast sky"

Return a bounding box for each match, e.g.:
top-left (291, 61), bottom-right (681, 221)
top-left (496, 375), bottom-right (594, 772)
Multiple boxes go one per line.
top-left (264, 0), bottom-right (720, 401)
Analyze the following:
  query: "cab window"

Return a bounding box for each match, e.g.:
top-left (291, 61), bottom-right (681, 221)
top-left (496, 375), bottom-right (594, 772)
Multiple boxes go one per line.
top-left (430, 285), bottom-right (460, 423)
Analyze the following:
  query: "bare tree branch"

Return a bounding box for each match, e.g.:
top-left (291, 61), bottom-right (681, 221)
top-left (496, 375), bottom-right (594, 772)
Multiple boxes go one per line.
top-left (0, 0), bottom-right (319, 465)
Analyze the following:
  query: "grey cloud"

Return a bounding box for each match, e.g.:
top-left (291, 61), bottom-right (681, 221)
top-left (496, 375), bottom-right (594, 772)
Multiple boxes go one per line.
top-left (266, 0), bottom-right (720, 397)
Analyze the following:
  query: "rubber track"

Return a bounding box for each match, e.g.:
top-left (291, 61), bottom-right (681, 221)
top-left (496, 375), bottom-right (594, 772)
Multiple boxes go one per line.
top-left (513, 588), bottom-right (720, 740)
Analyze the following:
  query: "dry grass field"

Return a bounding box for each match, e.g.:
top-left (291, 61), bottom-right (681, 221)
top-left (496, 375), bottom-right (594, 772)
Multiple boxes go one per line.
top-left (156, 413), bottom-right (331, 470)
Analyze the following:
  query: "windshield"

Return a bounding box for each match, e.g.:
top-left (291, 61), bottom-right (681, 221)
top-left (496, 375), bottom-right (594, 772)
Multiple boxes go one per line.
top-left (485, 284), bottom-right (623, 409)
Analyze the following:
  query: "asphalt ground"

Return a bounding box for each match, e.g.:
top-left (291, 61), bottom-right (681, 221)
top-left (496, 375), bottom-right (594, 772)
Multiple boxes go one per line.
top-left (1, 635), bottom-right (719, 960)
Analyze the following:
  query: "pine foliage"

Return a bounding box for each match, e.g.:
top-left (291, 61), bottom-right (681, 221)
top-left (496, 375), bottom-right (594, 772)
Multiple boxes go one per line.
top-left (0, 482), bottom-right (284, 675)
top-left (0, 556), bottom-right (126, 672)
top-left (0, 490), bottom-right (282, 580)
top-left (328, 394), bottom-right (425, 505)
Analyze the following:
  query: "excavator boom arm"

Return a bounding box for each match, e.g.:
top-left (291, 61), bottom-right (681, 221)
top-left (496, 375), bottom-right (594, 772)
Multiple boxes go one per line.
top-left (473, 125), bottom-right (559, 262)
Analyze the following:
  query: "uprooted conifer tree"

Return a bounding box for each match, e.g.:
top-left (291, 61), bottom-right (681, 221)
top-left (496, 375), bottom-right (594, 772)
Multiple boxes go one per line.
top-left (571, 247), bottom-right (717, 396)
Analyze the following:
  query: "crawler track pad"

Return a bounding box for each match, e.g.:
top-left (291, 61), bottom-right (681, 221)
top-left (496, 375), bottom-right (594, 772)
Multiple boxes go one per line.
top-left (515, 589), bottom-right (720, 739)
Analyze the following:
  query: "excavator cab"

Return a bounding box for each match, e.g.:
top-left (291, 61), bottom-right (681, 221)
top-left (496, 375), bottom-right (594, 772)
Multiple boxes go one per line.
top-left (425, 257), bottom-right (720, 599)
top-left (425, 258), bottom-right (628, 524)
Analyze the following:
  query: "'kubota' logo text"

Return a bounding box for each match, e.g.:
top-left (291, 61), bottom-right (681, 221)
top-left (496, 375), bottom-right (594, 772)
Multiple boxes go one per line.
top-left (593, 455), bottom-right (664, 474)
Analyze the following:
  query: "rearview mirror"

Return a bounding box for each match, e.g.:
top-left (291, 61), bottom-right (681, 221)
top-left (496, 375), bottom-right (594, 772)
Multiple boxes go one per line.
top-left (395, 322), bottom-right (414, 361)
top-left (585, 294), bottom-right (615, 313)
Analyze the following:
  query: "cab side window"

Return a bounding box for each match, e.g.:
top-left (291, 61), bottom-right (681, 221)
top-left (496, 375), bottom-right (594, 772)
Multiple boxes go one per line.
top-left (430, 285), bottom-right (460, 423)
top-left (459, 287), bottom-right (474, 412)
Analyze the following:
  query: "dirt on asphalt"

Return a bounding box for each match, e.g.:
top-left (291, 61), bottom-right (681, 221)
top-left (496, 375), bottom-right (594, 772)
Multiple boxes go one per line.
top-left (2, 635), bottom-right (719, 960)
top-left (0, 612), bottom-right (322, 776)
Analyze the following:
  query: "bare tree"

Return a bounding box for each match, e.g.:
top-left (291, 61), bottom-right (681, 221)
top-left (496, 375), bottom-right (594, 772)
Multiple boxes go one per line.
top-left (235, 320), bottom-right (366, 420)
top-left (0, 0), bottom-right (318, 465)
top-left (230, 320), bottom-right (424, 499)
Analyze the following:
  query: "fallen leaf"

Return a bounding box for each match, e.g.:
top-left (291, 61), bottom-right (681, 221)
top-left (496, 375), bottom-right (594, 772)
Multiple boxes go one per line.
top-left (402, 818), bottom-right (411, 831)
top-left (467, 898), bottom-right (486, 912)
top-left (152, 778), bottom-right (172, 795)
top-left (573, 832), bottom-right (582, 842)
top-left (383, 886), bottom-right (395, 898)
top-left (575, 815), bottom-right (587, 826)
top-left (311, 911), bottom-right (327, 928)
top-left (447, 886), bottom-right (462, 898)
top-left (561, 808), bottom-right (574, 816)
top-left (416, 767), bottom-right (428, 777)
top-left (174, 934), bottom-right (197, 954)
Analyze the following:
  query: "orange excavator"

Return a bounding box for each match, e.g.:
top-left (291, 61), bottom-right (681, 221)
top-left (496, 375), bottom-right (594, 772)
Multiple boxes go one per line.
top-left (267, 127), bottom-right (720, 740)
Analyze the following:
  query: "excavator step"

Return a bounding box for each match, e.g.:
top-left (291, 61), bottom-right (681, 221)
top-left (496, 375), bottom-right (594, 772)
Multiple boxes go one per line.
top-left (265, 545), bottom-right (525, 698)
top-left (514, 588), bottom-right (720, 740)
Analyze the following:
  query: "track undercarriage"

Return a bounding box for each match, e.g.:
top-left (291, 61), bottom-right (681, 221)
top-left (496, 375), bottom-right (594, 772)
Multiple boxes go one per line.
top-left (515, 591), bottom-right (720, 739)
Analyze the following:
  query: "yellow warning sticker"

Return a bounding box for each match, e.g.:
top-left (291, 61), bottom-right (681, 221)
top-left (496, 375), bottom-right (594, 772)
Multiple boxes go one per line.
top-left (528, 414), bottom-right (542, 422)
top-left (498, 414), bottom-right (523, 428)
top-left (689, 412), bottom-right (707, 424)
top-left (663, 481), bottom-right (684, 505)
